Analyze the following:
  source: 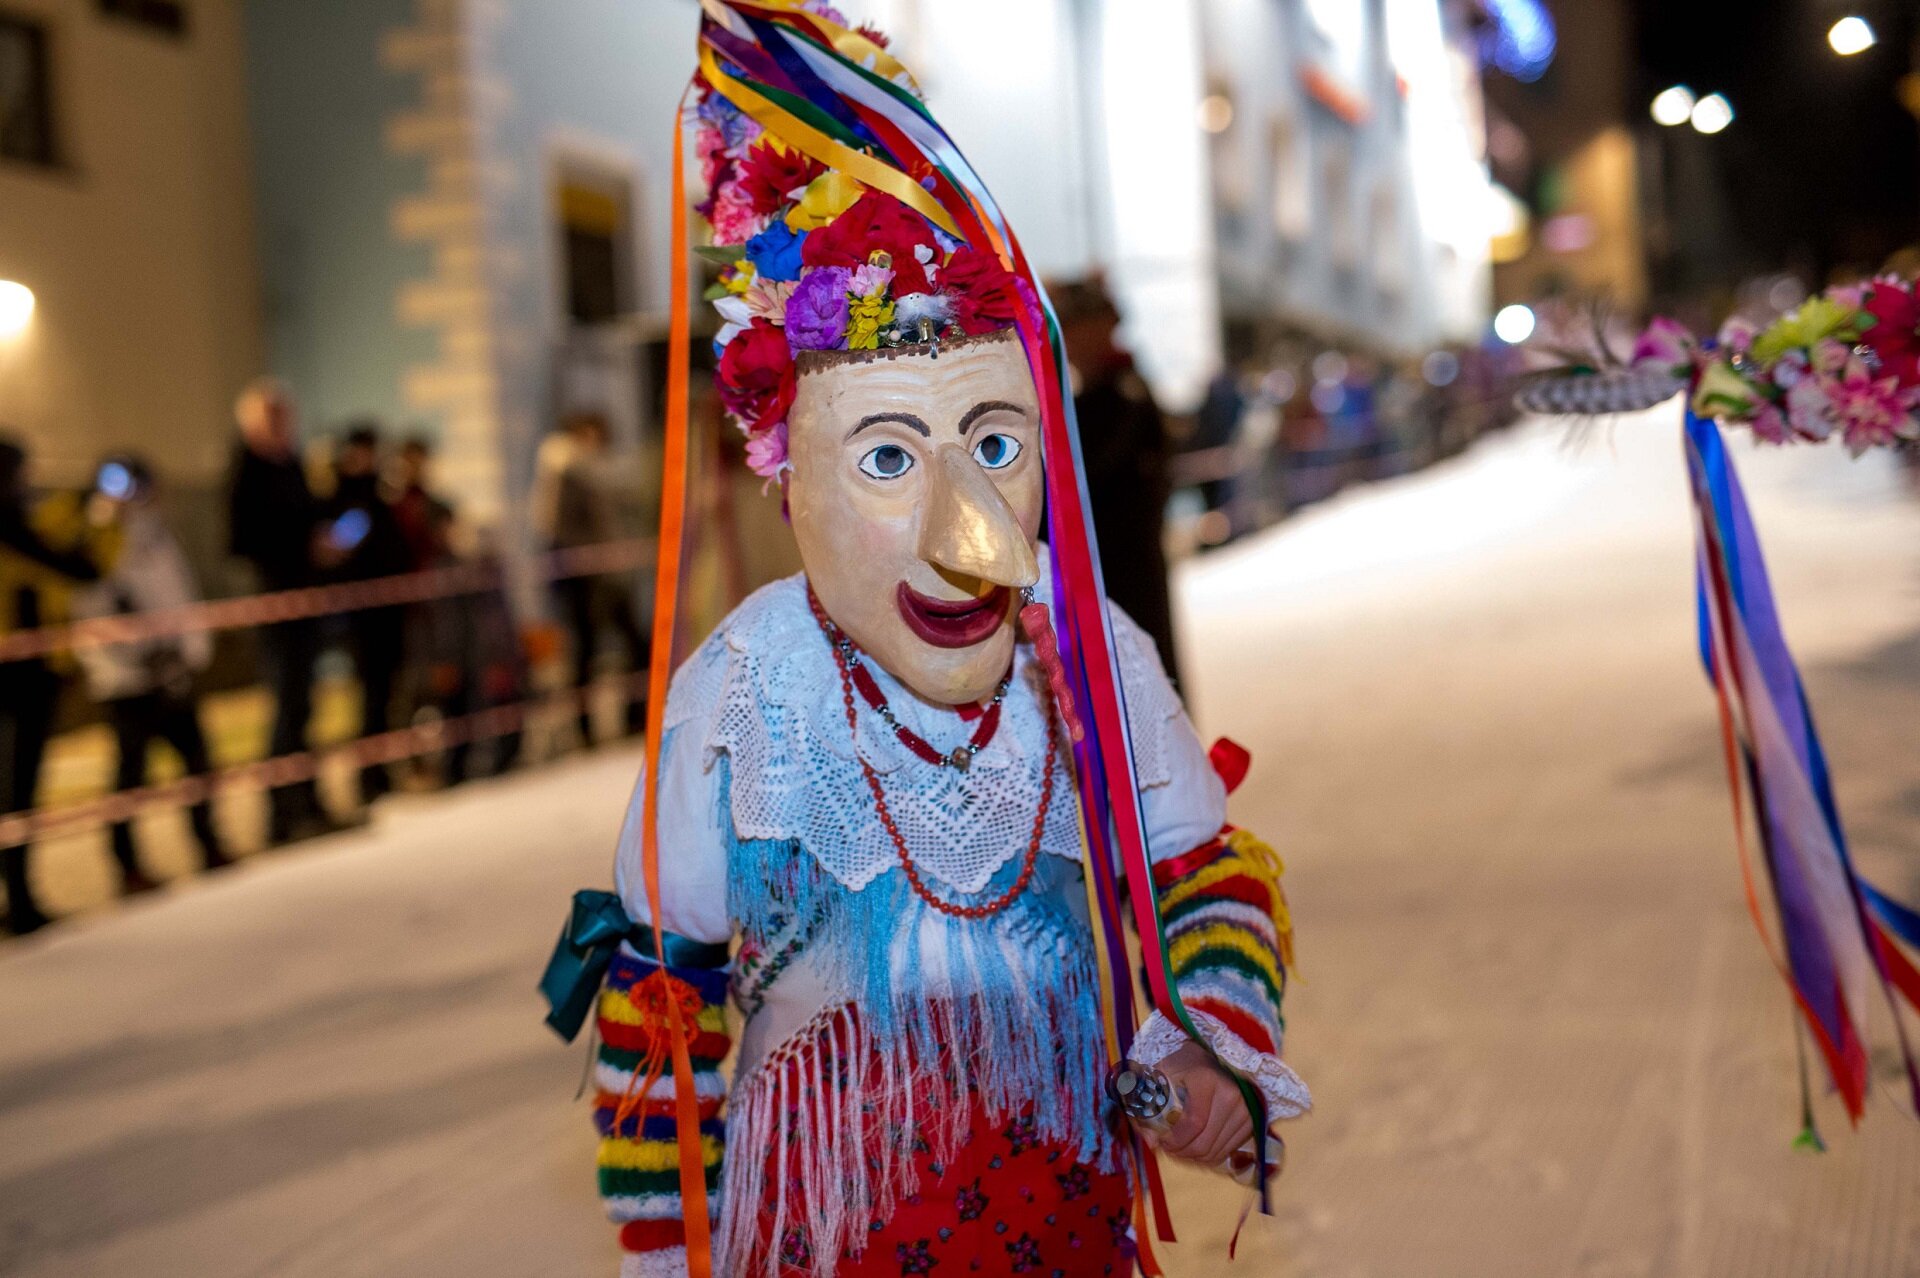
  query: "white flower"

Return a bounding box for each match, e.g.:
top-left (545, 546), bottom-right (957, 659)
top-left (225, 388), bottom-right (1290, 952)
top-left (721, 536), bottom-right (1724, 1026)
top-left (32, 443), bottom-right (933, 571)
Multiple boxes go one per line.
top-left (713, 294), bottom-right (754, 349)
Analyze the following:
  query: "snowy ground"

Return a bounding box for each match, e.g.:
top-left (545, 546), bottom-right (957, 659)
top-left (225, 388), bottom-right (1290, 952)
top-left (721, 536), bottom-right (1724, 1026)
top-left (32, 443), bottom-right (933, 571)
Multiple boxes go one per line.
top-left (2, 416), bottom-right (1918, 1277)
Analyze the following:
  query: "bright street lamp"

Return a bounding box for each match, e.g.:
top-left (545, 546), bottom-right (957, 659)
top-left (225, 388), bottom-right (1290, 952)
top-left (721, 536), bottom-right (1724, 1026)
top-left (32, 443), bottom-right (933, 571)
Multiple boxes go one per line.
top-left (1828, 16), bottom-right (1875, 56)
top-left (1493, 303), bottom-right (1536, 344)
top-left (0, 280), bottom-right (33, 339)
top-left (1650, 84), bottom-right (1695, 127)
top-left (1690, 93), bottom-right (1733, 135)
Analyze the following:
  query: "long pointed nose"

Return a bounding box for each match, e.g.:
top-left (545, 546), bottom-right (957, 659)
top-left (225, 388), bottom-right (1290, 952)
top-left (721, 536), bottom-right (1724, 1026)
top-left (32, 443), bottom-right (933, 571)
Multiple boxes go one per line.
top-left (916, 443), bottom-right (1039, 589)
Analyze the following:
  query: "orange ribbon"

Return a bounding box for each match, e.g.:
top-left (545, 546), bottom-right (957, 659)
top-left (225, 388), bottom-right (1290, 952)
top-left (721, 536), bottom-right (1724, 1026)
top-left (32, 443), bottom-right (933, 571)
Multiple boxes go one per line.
top-left (639, 102), bottom-right (716, 1275)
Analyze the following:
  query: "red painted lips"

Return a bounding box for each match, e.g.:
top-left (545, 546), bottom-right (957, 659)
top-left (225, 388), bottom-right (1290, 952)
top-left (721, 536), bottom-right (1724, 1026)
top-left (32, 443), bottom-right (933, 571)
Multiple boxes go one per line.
top-left (895, 582), bottom-right (1011, 648)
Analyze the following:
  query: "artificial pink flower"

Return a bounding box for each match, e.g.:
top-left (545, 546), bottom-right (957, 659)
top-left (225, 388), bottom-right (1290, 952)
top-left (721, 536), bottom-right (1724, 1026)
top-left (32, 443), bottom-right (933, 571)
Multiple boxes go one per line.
top-left (708, 184), bottom-right (768, 246)
top-left (1810, 337), bottom-right (1850, 375)
top-left (1747, 401), bottom-right (1792, 445)
top-left (744, 419), bottom-right (789, 479)
top-left (1825, 356), bottom-right (1920, 455)
top-left (1826, 283), bottom-right (1867, 311)
top-left (1784, 377), bottom-right (1837, 442)
top-left (1631, 316), bottom-right (1695, 369)
top-left (744, 278), bottom-right (796, 324)
top-left (1717, 317), bottom-right (1757, 355)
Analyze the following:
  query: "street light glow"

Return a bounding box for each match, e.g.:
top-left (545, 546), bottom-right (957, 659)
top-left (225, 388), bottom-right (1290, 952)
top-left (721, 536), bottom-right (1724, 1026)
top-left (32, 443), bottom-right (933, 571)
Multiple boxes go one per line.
top-left (1828, 16), bottom-right (1875, 56)
top-left (1690, 93), bottom-right (1733, 135)
top-left (0, 280), bottom-right (33, 339)
top-left (1197, 94), bottom-right (1234, 133)
top-left (1493, 303), bottom-right (1536, 344)
top-left (1650, 85), bottom-right (1695, 127)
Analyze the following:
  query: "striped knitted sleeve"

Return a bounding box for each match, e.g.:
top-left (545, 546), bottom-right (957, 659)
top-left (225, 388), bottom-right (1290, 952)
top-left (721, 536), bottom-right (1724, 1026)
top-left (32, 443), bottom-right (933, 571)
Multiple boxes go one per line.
top-left (594, 943), bottom-right (730, 1278)
top-left (1153, 827), bottom-right (1294, 1058)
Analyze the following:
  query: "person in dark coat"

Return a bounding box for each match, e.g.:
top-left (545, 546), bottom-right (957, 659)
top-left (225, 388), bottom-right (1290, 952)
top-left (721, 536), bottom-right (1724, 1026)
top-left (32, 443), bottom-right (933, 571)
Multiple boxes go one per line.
top-left (227, 378), bottom-right (345, 843)
top-left (532, 410), bottom-right (648, 744)
top-left (322, 422), bottom-right (411, 803)
top-left (0, 434), bottom-right (99, 934)
top-left (1053, 278), bottom-right (1183, 690)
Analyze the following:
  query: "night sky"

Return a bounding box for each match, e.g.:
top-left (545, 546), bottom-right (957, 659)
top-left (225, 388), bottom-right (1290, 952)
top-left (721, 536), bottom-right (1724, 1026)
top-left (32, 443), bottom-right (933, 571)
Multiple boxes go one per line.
top-left (1630, 0), bottom-right (1920, 285)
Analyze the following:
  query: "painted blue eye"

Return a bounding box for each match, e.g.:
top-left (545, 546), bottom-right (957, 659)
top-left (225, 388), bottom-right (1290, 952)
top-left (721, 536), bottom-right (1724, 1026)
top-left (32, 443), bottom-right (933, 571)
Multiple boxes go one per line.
top-left (972, 433), bottom-right (1021, 469)
top-left (858, 443), bottom-right (915, 480)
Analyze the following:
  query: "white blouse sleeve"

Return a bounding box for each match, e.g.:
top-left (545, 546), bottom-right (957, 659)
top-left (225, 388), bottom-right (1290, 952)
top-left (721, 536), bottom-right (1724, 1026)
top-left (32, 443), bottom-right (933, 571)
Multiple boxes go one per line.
top-left (1110, 605), bottom-right (1227, 860)
top-left (612, 719), bottom-right (733, 945)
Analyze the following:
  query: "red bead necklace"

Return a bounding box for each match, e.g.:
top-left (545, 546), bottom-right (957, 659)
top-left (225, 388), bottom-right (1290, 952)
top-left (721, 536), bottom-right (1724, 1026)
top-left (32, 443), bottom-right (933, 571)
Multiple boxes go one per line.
top-left (807, 589), bottom-right (1010, 771)
top-left (808, 588), bottom-right (1055, 920)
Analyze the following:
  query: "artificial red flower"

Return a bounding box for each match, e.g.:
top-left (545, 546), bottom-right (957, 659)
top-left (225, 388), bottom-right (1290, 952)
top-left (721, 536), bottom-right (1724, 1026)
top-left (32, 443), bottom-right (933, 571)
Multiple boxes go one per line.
top-left (941, 245), bottom-right (1023, 335)
top-left (1862, 280), bottom-right (1920, 387)
top-left (717, 319), bottom-right (796, 435)
top-left (801, 191), bottom-right (937, 294)
top-left (737, 142), bottom-right (825, 217)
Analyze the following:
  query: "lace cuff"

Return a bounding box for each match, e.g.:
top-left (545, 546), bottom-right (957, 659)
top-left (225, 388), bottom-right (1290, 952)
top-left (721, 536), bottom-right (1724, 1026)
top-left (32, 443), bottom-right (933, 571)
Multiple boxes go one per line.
top-left (1130, 1007), bottom-right (1312, 1121)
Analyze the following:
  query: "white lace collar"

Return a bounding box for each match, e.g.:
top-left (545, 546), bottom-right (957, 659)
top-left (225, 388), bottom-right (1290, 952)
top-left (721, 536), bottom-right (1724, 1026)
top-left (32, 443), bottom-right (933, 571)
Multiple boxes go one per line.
top-left (663, 547), bottom-right (1187, 894)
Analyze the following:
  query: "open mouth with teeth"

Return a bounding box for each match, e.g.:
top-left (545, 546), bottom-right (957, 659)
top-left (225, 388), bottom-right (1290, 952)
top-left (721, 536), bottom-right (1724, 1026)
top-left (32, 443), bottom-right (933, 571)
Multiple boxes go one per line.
top-left (895, 582), bottom-right (1012, 648)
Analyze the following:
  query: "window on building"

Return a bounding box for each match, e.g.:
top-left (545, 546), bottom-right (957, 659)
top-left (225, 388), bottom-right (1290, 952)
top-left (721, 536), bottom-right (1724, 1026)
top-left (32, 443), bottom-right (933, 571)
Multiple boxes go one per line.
top-left (97, 0), bottom-right (188, 38)
top-left (0, 13), bottom-right (56, 168)
top-left (558, 177), bottom-right (634, 325)
top-left (1270, 112), bottom-right (1311, 244)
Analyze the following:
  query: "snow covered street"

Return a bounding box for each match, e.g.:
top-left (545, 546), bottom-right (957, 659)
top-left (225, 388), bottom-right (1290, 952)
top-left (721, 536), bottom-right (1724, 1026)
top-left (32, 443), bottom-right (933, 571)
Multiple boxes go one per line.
top-left (3, 416), bottom-right (1918, 1276)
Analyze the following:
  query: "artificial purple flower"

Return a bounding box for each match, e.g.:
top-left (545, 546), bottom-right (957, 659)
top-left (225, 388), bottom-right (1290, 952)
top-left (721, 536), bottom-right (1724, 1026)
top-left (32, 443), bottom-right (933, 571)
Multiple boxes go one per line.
top-left (786, 266), bottom-right (853, 353)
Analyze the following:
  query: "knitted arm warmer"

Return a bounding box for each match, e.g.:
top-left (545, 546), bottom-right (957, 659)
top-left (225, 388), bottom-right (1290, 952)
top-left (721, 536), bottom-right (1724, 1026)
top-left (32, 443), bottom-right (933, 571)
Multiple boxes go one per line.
top-left (1153, 827), bottom-right (1294, 1059)
top-left (594, 944), bottom-right (731, 1278)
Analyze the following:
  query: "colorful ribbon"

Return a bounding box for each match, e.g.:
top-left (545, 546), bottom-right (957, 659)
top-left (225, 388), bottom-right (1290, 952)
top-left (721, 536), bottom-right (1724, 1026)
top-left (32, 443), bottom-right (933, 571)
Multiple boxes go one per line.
top-left (689, 0), bottom-right (1274, 1256)
top-left (1684, 410), bottom-right (1920, 1135)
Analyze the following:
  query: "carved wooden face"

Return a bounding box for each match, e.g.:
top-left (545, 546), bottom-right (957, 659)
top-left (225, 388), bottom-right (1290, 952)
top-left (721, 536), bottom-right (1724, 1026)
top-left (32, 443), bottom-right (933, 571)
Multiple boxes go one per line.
top-left (786, 331), bottom-right (1043, 705)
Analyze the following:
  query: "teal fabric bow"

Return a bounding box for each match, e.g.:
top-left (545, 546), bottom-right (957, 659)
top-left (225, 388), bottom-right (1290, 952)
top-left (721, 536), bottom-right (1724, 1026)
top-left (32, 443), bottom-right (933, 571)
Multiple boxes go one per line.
top-left (539, 890), bottom-right (635, 1042)
top-left (538, 890), bottom-right (731, 1041)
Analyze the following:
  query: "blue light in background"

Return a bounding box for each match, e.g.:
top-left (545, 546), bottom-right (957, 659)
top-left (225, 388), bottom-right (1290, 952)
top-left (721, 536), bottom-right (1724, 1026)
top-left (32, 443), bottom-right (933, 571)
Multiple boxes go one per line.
top-left (1482, 0), bottom-right (1557, 83)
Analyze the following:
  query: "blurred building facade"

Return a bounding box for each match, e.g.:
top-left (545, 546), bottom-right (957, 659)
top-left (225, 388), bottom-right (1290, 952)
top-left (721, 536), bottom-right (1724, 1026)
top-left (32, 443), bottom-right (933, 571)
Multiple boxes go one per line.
top-left (0, 0), bottom-right (260, 572)
top-left (1202, 0), bottom-right (1498, 358)
top-left (0, 0), bottom-right (1501, 583)
top-left (1481, 0), bottom-right (1648, 315)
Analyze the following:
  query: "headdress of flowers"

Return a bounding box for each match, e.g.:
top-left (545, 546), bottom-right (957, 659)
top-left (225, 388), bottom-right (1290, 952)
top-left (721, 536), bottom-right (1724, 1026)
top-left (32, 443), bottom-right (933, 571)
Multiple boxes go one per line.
top-left (1520, 275), bottom-right (1920, 456)
top-left (690, 8), bottom-right (1032, 481)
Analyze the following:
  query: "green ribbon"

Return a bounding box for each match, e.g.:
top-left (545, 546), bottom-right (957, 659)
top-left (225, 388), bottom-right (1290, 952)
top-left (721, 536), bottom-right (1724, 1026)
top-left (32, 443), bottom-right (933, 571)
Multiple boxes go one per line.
top-left (538, 890), bottom-right (731, 1042)
top-left (539, 890), bottom-right (634, 1042)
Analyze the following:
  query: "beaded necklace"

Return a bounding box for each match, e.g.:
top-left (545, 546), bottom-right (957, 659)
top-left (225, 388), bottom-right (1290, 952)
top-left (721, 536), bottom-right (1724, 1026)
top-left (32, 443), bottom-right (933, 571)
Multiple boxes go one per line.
top-left (807, 587), bottom-right (1055, 920)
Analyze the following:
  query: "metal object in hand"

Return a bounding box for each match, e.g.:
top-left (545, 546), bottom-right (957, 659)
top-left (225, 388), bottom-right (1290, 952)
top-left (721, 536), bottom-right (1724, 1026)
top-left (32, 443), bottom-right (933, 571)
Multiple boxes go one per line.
top-left (1106, 1060), bottom-right (1282, 1188)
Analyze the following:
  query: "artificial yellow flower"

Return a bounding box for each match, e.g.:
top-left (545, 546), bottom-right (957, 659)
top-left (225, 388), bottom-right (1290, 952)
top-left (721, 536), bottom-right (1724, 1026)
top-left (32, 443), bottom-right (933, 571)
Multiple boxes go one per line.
top-left (846, 291), bottom-right (895, 350)
top-left (724, 259), bottom-right (756, 294)
top-left (1691, 359), bottom-right (1759, 420)
top-left (1751, 297), bottom-right (1856, 364)
top-left (786, 171), bottom-right (865, 231)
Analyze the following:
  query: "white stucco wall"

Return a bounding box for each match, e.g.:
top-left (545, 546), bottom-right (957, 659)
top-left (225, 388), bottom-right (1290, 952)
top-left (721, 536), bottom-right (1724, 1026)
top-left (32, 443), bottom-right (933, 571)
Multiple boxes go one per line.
top-left (0, 0), bottom-right (262, 487)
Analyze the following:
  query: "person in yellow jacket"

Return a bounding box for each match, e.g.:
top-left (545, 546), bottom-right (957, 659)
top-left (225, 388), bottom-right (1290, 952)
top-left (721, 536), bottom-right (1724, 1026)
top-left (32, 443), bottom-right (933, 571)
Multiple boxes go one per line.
top-left (0, 434), bottom-right (101, 935)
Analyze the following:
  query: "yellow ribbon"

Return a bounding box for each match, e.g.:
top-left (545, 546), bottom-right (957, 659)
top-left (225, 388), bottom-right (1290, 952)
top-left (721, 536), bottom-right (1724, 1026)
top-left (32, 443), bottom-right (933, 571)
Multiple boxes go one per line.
top-left (697, 42), bottom-right (959, 238)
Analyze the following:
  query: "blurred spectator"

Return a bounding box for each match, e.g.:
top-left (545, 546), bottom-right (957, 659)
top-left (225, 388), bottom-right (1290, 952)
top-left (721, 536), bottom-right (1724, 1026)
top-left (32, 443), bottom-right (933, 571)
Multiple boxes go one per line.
top-left (413, 508), bottom-right (525, 786)
top-left (1052, 279), bottom-right (1182, 689)
top-left (73, 455), bottom-right (231, 893)
top-left (324, 422), bottom-right (410, 803)
top-left (227, 377), bottom-right (344, 843)
top-left (1192, 366), bottom-right (1245, 528)
top-left (0, 434), bottom-right (99, 935)
top-left (389, 434), bottom-right (448, 573)
top-left (532, 410), bottom-right (647, 744)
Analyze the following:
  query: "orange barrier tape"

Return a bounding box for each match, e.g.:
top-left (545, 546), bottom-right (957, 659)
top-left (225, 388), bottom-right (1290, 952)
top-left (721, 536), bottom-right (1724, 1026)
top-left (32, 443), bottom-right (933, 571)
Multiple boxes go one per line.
top-left (0, 672), bottom-right (647, 850)
top-left (0, 537), bottom-right (655, 664)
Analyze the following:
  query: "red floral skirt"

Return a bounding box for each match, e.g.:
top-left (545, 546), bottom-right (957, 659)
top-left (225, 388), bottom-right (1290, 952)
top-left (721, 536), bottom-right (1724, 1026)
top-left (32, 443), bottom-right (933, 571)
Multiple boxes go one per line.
top-left (741, 1026), bottom-right (1135, 1276)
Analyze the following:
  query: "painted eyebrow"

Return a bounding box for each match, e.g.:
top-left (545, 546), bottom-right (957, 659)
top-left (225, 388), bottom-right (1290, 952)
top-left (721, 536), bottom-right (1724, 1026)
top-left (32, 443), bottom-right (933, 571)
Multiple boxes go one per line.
top-left (957, 400), bottom-right (1026, 434)
top-left (847, 412), bottom-right (930, 440)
